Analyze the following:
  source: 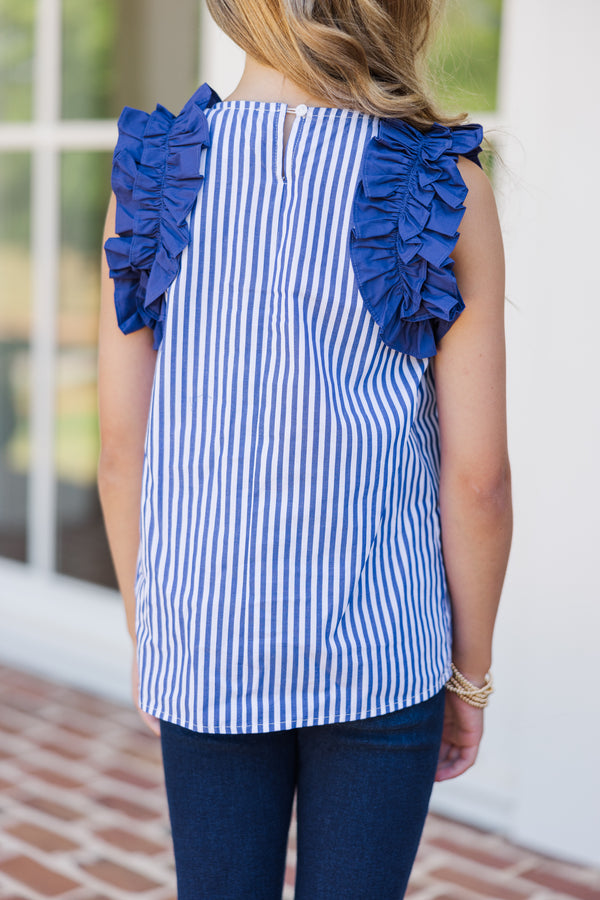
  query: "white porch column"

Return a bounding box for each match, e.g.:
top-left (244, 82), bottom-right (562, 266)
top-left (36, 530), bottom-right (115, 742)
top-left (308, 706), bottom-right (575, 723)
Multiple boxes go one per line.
top-left (489, 0), bottom-right (599, 865)
top-left (431, 0), bottom-right (600, 868)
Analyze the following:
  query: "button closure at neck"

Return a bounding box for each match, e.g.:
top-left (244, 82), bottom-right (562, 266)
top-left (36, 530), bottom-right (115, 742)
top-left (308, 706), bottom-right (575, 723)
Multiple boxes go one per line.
top-left (289, 103), bottom-right (308, 117)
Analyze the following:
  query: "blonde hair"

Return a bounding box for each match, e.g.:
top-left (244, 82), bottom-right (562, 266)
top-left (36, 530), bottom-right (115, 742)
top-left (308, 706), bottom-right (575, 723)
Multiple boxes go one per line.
top-left (205, 0), bottom-right (465, 126)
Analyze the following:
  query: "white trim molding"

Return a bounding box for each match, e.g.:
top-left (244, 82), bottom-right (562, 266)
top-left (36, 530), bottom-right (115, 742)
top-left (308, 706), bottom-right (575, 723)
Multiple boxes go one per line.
top-left (0, 121), bottom-right (118, 151)
top-left (0, 557), bottom-right (131, 704)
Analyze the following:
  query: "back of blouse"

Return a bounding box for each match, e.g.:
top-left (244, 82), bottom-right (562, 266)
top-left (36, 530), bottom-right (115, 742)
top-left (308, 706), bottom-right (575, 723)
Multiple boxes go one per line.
top-left (105, 82), bottom-right (483, 734)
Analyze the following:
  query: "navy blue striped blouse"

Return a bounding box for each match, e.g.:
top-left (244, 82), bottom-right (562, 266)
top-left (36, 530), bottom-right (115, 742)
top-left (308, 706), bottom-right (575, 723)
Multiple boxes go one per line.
top-left (105, 82), bottom-right (483, 733)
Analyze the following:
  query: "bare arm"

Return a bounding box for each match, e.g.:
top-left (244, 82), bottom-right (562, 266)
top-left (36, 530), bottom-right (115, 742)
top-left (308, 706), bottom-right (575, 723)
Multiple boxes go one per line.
top-left (433, 158), bottom-right (512, 779)
top-left (97, 194), bottom-right (157, 644)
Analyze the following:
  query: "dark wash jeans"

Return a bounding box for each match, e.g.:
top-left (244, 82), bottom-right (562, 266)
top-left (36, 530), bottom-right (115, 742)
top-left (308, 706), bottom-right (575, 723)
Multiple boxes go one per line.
top-left (160, 687), bottom-right (445, 900)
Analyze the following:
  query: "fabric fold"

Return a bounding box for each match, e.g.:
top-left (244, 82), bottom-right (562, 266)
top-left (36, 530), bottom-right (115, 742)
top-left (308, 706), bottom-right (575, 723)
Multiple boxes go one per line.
top-left (104, 82), bottom-right (221, 350)
top-left (349, 118), bottom-right (483, 358)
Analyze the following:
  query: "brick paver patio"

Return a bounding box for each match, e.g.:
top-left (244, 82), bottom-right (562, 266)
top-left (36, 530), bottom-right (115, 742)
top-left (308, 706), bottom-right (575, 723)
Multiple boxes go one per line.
top-left (0, 663), bottom-right (599, 899)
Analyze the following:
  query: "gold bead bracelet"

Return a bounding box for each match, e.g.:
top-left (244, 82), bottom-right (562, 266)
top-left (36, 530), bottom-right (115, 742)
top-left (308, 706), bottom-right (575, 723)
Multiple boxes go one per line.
top-left (445, 662), bottom-right (494, 708)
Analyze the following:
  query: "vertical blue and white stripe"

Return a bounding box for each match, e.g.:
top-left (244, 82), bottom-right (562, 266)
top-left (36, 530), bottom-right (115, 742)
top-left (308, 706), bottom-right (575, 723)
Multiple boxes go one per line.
top-left (135, 100), bottom-right (452, 734)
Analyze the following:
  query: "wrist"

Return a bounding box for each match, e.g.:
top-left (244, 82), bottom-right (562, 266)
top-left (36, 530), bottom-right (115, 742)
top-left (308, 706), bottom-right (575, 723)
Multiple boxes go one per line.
top-left (450, 654), bottom-right (491, 688)
top-left (452, 669), bottom-right (488, 689)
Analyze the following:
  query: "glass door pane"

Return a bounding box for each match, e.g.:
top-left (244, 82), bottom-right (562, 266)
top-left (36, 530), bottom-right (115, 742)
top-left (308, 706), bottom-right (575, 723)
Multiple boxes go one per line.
top-left (61, 0), bottom-right (118, 119)
top-left (56, 150), bottom-right (116, 587)
top-left (0, 0), bottom-right (35, 121)
top-left (0, 153), bottom-right (31, 561)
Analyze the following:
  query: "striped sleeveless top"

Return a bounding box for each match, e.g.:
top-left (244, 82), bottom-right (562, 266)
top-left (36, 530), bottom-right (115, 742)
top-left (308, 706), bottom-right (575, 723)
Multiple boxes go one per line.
top-left (105, 82), bottom-right (483, 733)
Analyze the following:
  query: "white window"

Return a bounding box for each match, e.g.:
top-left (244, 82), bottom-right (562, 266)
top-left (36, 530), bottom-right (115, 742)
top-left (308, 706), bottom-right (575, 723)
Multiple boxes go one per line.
top-left (0, 0), bottom-right (201, 585)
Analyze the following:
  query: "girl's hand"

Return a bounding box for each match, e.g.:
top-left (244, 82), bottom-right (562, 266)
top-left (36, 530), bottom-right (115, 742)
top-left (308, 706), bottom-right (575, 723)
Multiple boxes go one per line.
top-left (435, 690), bottom-right (484, 781)
top-left (131, 656), bottom-right (161, 736)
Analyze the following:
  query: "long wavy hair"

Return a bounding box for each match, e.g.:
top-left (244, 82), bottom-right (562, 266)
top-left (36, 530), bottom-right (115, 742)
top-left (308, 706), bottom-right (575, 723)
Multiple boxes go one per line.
top-left (205, 0), bottom-right (465, 126)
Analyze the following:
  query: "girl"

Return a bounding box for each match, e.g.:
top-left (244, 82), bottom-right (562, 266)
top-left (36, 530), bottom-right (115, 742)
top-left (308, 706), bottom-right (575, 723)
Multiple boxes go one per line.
top-left (99, 1), bottom-right (512, 896)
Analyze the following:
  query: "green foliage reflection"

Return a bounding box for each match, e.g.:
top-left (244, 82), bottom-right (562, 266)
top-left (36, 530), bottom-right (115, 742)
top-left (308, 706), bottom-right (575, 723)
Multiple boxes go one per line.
top-left (0, 0), bottom-right (35, 121)
top-left (431, 0), bottom-right (503, 113)
top-left (61, 0), bottom-right (118, 119)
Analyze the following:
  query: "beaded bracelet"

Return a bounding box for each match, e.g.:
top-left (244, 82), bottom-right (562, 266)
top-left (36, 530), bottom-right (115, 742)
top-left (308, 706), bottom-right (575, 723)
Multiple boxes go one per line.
top-left (446, 663), bottom-right (494, 708)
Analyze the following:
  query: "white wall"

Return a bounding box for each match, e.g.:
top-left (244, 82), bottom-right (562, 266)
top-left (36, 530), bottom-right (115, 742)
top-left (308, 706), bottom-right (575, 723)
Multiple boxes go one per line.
top-left (502, 0), bottom-right (600, 864)
top-left (432, 0), bottom-right (600, 866)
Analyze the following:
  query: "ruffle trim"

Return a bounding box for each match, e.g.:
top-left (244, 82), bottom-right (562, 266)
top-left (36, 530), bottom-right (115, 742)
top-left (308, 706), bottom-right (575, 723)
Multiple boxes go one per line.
top-left (349, 118), bottom-right (484, 358)
top-left (104, 82), bottom-right (220, 349)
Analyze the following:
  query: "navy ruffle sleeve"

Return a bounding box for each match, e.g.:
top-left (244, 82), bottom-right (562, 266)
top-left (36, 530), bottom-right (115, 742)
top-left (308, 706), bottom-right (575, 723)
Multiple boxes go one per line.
top-left (104, 82), bottom-right (220, 350)
top-left (349, 118), bottom-right (484, 358)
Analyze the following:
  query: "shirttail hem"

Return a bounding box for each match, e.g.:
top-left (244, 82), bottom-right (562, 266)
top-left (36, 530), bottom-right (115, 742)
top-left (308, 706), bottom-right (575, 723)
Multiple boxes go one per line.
top-left (139, 666), bottom-right (452, 735)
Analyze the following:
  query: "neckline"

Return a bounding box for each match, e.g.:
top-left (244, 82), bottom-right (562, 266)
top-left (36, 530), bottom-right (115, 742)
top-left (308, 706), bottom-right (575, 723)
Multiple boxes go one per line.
top-left (209, 98), bottom-right (376, 118)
